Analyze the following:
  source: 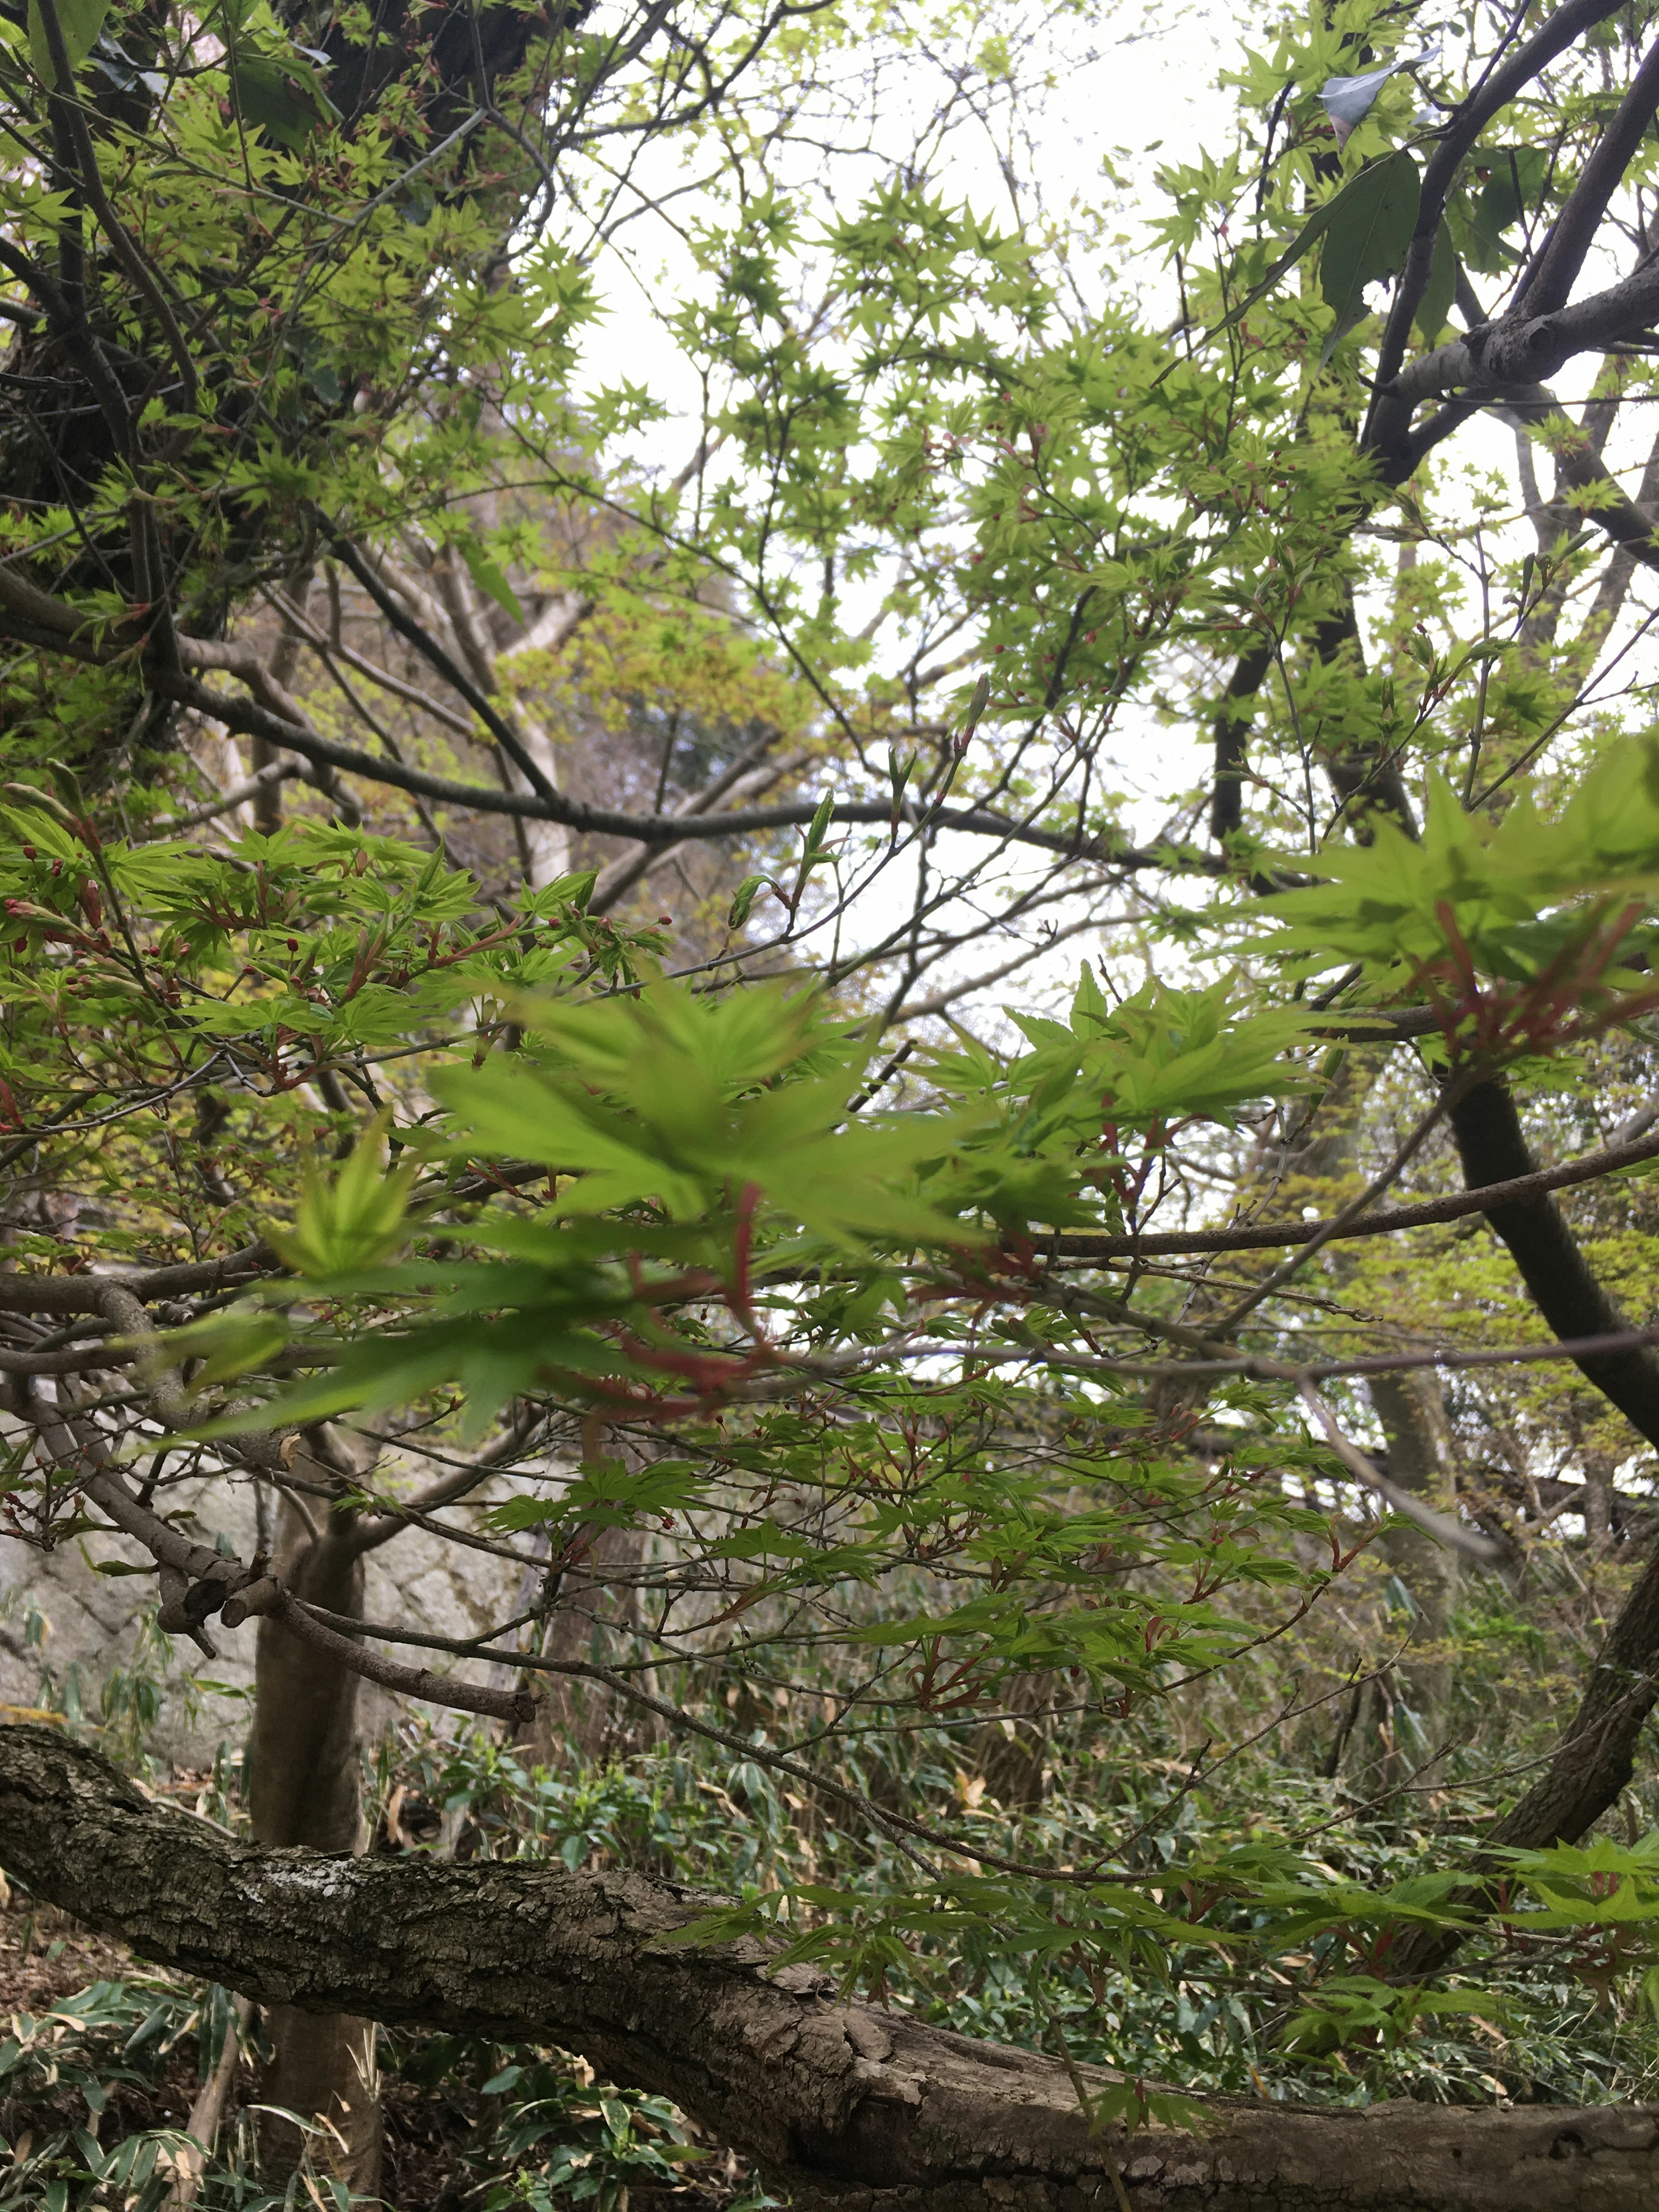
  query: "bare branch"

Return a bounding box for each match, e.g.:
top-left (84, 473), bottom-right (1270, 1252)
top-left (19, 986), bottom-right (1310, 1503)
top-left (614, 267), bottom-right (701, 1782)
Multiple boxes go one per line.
top-left (1297, 1380), bottom-right (1505, 1563)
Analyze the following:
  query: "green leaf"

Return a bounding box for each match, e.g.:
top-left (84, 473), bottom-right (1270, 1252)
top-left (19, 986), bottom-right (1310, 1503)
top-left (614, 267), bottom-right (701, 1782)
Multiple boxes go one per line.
top-left (1252, 740), bottom-right (1659, 982)
top-left (1184, 153), bottom-right (1416, 362)
top-left (1462, 145), bottom-right (1549, 274)
top-left (1414, 218), bottom-right (1457, 350)
top-left (1318, 149), bottom-right (1420, 367)
top-left (433, 979), bottom-right (982, 1248)
top-left (286, 325), bottom-right (343, 404)
top-left (267, 1111), bottom-right (419, 1278)
top-left (887, 748), bottom-right (915, 824)
top-left (544, 868), bottom-right (597, 911)
top-left (1087, 2080), bottom-right (1208, 2133)
top-left (27, 0), bottom-right (110, 86)
top-left (228, 48), bottom-right (335, 150)
top-left (803, 788), bottom-right (836, 859)
top-left (728, 873), bottom-right (772, 930)
top-left (959, 670), bottom-right (991, 736)
top-left (461, 539), bottom-right (525, 624)
top-left (489, 1457), bottom-right (709, 1536)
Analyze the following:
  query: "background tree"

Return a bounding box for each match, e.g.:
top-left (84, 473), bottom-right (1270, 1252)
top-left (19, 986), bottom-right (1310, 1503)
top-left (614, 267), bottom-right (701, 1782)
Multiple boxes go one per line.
top-left (12, 2), bottom-right (1659, 2210)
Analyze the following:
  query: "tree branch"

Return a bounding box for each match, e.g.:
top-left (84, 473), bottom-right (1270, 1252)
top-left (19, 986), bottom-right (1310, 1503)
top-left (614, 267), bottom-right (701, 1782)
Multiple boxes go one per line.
top-left (323, 533), bottom-right (560, 802)
top-left (1447, 1077), bottom-right (1659, 1449)
top-left (1513, 33), bottom-right (1659, 320)
top-left (1365, 0), bottom-right (1628, 458)
top-left (1209, 640), bottom-right (1273, 842)
top-left (1487, 385), bottom-right (1659, 573)
top-left (1047, 1119), bottom-right (1659, 1264)
top-left (0, 1726), bottom-right (1652, 2212)
top-left (1386, 259), bottom-right (1659, 417)
top-left (147, 664), bottom-right (1177, 869)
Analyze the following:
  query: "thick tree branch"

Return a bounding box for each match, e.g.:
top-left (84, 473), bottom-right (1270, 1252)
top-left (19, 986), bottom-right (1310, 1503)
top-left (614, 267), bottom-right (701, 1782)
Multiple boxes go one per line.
top-left (1385, 259), bottom-right (1659, 415)
top-left (146, 664), bottom-right (1176, 869)
top-left (267, 1586), bottom-right (531, 1723)
top-left (1448, 1077), bottom-right (1659, 1449)
top-left (0, 569), bottom-right (1193, 874)
top-left (1484, 1554), bottom-right (1659, 1848)
top-left (1366, 1072), bottom-right (1659, 1986)
top-left (1514, 33), bottom-right (1659, 319)
top-left (0, 1243), bottom-right (274, 1312)
top-left (588, 740), bottom-right (810, 915)
top-left (0, 1726), bottom-right (1653, 2212)
top-left (1365, 0), bottom-right (1628, 458)
top-left (1585, 423), bottom-right (1659, 635)
top-left (1488, 385), bottom-right (1659, 573)
top-left (19, 1320), bottom-right (531, 1718)
top-left (35, 0), bottom-right (198, 415)
top-left (1208, 639), bottom-right (1273, 842)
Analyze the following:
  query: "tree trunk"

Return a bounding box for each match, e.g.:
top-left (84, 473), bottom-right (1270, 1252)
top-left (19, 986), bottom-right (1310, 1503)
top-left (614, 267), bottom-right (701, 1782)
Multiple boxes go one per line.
top-left (971, 1671), bottom-right (1050, 1809)
top-left (1368, 1366), bottom-right (1461, 1778)
top-left (1, 1726), bottom-right (1653, 2212)
top-left (519, 1523), bottom-right (655, 1768)
top-left (1379, 1075), bottom-right (1659, 1981)
top-left (246, 1489), bottom-right (382, 2195)
top-left (519, 1424), bottom-right (661, 1768)
top-left (1448, 1077), bottom-right (1659, 1451)
top-left (1580, 1448), bottom-right (1615, 1554)
top-left (1442, 1076), bottom-right (1659, 1836)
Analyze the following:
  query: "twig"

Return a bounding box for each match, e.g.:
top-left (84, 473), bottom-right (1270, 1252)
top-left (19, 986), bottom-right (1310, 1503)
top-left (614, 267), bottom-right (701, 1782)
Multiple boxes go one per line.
top-left (1048, 1121), bottom-right (1659, 1264)
top-left (1297, 1380), bottom-right (1504, 1562)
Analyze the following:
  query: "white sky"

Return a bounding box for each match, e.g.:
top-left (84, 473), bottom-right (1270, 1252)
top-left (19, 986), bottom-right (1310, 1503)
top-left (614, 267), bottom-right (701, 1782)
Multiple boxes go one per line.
top-left (570, 2), bottom-right (1235, 472)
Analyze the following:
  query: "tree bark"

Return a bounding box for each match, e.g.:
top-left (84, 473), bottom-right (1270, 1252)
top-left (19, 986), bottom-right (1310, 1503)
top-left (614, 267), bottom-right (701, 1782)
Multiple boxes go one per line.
top-left (1376, 1075), bottom-right (1659, 1983)
top-left (1369, 1366), bottom-right (1461, 1776)
top-left (1446, 1076), bottom-right (1659, 1842)
top-left (0, 1726), bottom-right (1653, 2212)
top-left (246, 1488), bottom-right (382, 2194)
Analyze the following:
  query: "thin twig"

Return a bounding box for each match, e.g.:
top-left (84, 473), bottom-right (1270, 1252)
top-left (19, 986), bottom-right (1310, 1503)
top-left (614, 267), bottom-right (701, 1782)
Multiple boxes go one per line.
top-left (1297, 1380), bottom-right (1504, 1562)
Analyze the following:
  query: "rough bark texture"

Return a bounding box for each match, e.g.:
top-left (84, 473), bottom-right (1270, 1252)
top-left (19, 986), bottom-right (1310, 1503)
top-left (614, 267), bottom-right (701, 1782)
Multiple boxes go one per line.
top-left (247, 1495), bottom-right (381, 2193)
top-left (248, 1502), bottom-right (366, 1853)
top-left (1485, 1548), bottom-right (1659, 1852)
top-left (0, 1726), bottom-right (1654, 2212)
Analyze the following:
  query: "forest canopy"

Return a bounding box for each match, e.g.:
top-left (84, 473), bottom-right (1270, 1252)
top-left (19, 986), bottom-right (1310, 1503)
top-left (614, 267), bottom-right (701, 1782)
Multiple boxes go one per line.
top-left (4, 0), bottom-right (1659, 2207)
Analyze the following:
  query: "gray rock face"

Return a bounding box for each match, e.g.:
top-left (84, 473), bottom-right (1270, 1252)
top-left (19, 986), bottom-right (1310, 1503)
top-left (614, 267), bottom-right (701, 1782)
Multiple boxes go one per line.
top-left (0, 1455), bottom-right (545, 1765)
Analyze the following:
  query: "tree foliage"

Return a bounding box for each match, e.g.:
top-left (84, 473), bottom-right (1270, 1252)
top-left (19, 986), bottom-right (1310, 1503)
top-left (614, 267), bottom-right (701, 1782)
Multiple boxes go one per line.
top-left (9, 0), bottom-right (1659, 2196)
